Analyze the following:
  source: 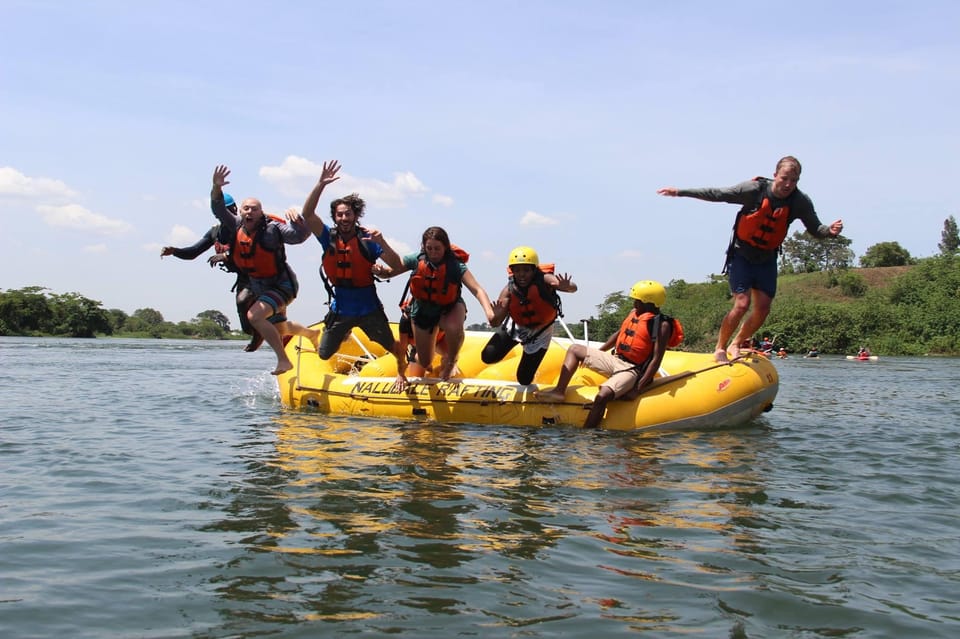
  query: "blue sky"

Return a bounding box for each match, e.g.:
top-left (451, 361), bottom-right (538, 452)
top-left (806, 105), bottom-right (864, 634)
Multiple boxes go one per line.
top-left (2, 0), bottom-right (957, 331)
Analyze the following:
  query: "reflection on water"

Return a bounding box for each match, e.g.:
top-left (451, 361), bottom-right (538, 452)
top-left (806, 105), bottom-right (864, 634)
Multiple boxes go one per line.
top-left (201, 413), bottom-right (785, 634)
top-left (4, 340), bottom-right (957, 638)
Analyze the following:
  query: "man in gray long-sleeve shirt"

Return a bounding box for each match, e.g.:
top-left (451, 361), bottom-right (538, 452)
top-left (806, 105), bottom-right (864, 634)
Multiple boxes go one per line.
top-left (658, 156), bottom-right (844, 362)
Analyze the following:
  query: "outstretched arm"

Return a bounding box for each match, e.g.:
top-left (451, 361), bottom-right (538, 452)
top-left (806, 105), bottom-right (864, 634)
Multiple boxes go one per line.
top-left (364, 227), bottom-right (405, 277)
top-left (301, 160), bottom-right (341, 236)
top-left (161, 226), bottom-right (218, 260)
top-left (461, 269), bottom-right (495, 324)
top-left (657, 181), bottom-right (758, 205)
top-left (378, 239), bottom-right (408, 274)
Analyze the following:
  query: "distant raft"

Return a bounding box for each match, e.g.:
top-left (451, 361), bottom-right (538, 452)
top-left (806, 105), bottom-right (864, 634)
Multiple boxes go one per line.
top-left (276, 323), bottom-right (779, 432)
top-left (846, 354), bottom-right (880, 361)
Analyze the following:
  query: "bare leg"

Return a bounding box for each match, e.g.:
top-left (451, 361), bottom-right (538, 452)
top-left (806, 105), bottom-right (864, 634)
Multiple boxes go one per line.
top-left (248, 302), bottom-right (292, 375)
top-left (729, 289), bottom-right (773, 356)
top-left (413, 325), bottom-right (438, 373)
top-left (438, 303), bottom-right (466, 381)
top-left (716, 292), bottom-right (751, 362)
top-left (535, 344), bottom-right (587, 401)
top-left (281, 319), bottom-right (321, 351)
top-left (391, 341), bottom-right (410, 391)
top-left (583, 386), bottom-right (615, 428)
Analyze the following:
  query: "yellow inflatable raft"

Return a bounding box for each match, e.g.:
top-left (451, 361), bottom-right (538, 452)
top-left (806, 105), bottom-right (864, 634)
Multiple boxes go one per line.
top-left (276, 323), bottom-right (779, 432)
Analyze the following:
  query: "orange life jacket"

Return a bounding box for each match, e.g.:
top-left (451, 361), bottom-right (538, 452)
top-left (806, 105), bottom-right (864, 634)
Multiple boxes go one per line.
top-left (735, 178), bottom-right (792, 250)
top-left (405, 245), bottom-right (469, 307)
top-left (408, 254), bottom-right (463, 307)
top-left (507, 270), bottom-right (560, 328)
top-left (232, 217), bottom-right (288, 279)
top-left (615, 311), bottom-right (683, 365)
top-left (321, 228), bottom-right (376, 288)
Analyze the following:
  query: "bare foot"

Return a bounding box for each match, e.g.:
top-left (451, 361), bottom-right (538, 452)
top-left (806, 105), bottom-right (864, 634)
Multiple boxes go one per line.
top-left (727, 344), bottom-right (741, 360)
top-left (271, 360), bottom-right (294, 376)
top-left (713, 348), bottom-right (730, 363)
top-left (439, 359), bottom-right (460, 382)
top-left (244, 333), bottom-right (264, 352)
top-left (535, 389), bottom-right (567, 402)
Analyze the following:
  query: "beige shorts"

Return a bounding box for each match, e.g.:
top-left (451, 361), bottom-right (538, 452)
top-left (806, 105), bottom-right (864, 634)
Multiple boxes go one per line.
top-left (582, 348), bottom-right (643, 398)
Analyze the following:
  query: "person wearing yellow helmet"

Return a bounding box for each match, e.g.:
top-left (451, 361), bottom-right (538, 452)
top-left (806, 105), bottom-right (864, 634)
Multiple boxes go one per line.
top-left (657, 156), bottom-right (843, 362)
top-left (536, 280), bottom-right (683, 429)
top-left (482, 246), bottom-right (577, 384)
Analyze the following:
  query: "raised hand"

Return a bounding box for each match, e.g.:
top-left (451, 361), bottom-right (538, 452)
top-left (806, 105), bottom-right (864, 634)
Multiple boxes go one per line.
top-left (320, 160), bottom-right (341, 187)
top-left (556, 272), bottom-right (575, 291)
top-left (213, 165), bottom-right (231, 188)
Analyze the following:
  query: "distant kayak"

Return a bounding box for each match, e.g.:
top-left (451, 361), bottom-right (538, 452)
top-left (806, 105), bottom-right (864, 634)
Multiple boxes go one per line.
top-left (846, 355), bottom-right (879, 361)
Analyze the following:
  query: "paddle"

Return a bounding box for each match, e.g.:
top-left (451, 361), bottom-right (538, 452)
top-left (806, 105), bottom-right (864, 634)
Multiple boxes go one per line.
top-left (634, 355), bottom-right (748, 396)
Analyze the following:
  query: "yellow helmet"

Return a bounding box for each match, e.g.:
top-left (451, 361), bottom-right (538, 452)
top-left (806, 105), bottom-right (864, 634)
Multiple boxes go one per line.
top-left (629, 280), bottom-right (666, 307)
top-left (508, 246), bottom-right (539, 267)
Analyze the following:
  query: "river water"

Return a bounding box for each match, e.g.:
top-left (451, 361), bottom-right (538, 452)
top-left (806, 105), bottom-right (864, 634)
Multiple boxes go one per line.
top-left (1, 337), bottom-right (957, 638)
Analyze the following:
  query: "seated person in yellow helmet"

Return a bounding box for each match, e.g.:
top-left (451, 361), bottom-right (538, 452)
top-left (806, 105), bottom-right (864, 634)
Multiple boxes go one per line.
top-left (483, 246), bottom-right (577, 385)
top-left (536, 280), bottom-right (683, 429)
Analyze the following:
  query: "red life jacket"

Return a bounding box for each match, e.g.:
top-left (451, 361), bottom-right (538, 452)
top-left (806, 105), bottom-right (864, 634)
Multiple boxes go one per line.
top-left (507, 270), bottom-right (560, 328)
top-left (734, 178), bottom-right (791, 251)
top-left (615, 311), bottom-right (683, 365)
top-left (409, 255), bottom-right (463, 307)
top-left (232, 216), bottom-right (287, 278)
top-left (405, 245), bottom-right (470, 307)
top-left (321, 228), bottom-right (376, 288)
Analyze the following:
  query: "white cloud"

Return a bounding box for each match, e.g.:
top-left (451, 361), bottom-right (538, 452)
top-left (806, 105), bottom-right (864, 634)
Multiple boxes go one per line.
top-left (520, 210), bottom-right (559, 226)
top-left (385, 235), bottom-right (413, 255)
top-left (433, 194), bottom-right (454, 207)
top-left (36, 204), bottom-right (133, 235)
top-left (618, 249), bottom-right (644, 259)
top-left (260, 156), bottom-right (434, 209)
top-left (83, 244), bottom-right (108, 254)
top-left (168, 224), bottom-right (199, 245)
top-left (0, 167), bottom-right (78, 200)
top-left (259, 155), bottom-right (323, 197)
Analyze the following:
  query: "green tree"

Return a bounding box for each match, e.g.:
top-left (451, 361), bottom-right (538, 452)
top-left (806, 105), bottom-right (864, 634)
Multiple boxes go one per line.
top-left (589, 291), bottom-right (632, 342)
top-left (107, 308), bottom-right (128, 332)
top-left (859, 241), bottom-right (914, 267)
top-left (780, 231), bottom-right (855, 274)
top-left (197, 309), bottom-right (231, 331)
top-left (126, 307), bottom-right (166, 337)
top-left (48, 292), bottom-right (113, 337)
top-left (0, 286), bottom-right (52, 335)
top-left (939, 215), bottom-right (959, 255)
